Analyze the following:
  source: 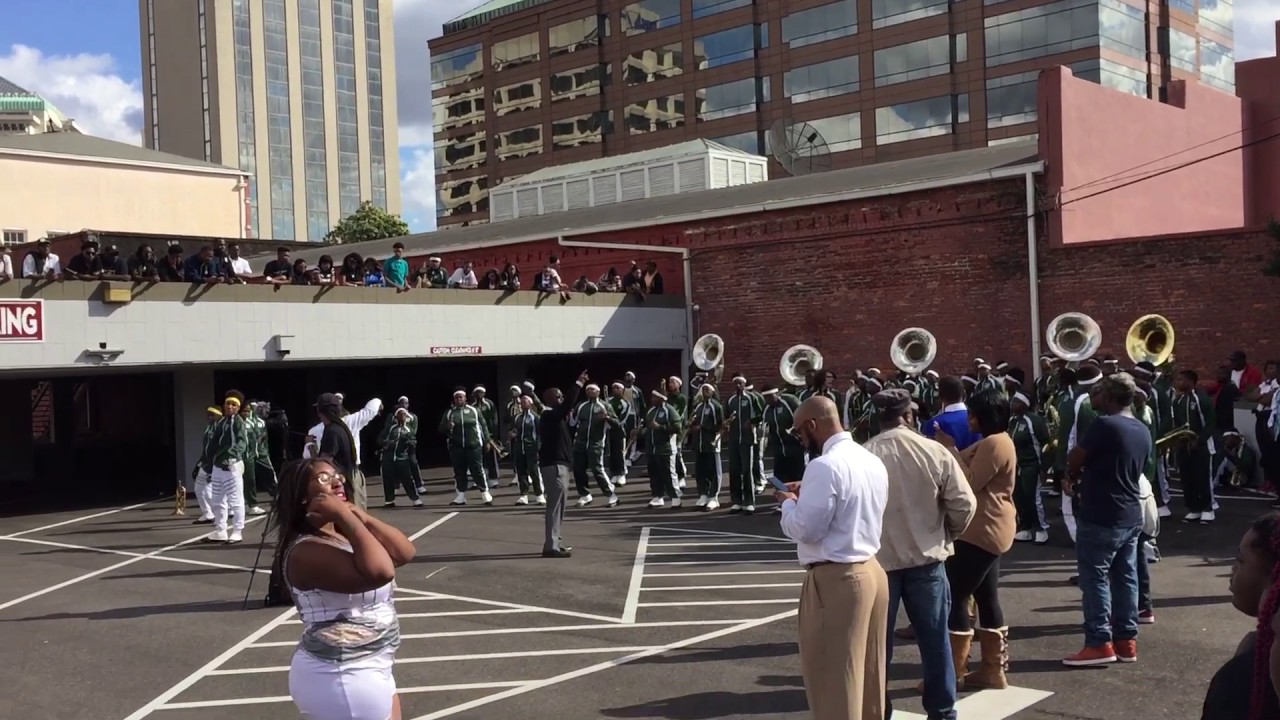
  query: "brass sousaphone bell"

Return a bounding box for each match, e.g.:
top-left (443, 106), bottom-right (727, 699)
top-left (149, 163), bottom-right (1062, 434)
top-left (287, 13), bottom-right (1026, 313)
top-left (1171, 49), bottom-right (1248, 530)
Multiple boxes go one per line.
top-left (1046, 312), bottom-right (1102, 364)
top-left (890, 327), bottom-right (937, 375)
top-left (1125, 314), bottom-right (1175, 367)
top-left (780, 344), bottom-right (823, 388)
top-left (692, 333), bottom-right (725, 384)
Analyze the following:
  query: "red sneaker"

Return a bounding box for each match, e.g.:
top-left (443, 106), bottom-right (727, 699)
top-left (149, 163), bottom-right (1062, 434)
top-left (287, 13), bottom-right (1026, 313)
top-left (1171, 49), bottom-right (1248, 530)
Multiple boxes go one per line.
top-left (1115, 639), bottom-right (1137, 662)
top-left (1063, 643), bottom-right (1118, 667)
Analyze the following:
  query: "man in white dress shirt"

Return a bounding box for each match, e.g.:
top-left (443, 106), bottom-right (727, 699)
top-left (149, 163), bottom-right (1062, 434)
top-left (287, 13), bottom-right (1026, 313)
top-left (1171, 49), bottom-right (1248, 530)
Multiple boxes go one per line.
top-left (775, 396), bottom-right (890, 720)
top-left (303, 395), bottom-right (382, 508)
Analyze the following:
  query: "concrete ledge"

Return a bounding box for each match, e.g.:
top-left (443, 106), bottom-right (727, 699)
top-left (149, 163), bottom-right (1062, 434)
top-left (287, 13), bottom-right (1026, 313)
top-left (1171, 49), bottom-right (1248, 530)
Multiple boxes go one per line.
top-left (0, 278), bottom-right (685, 309)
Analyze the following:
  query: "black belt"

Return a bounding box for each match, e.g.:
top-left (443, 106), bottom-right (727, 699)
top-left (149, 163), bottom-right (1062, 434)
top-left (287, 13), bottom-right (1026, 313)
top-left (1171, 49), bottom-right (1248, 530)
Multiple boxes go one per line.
top-left (806, 561), bottom-right (836, 570)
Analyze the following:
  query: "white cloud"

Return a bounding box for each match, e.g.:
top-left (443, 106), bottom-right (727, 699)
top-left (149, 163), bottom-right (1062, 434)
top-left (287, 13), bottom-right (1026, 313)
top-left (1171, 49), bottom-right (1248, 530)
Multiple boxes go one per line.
top-left (1236, 0), bottom-right (1280, 60)
top-left (393, 0), bottom-right (458, 230)
top-left (0, 44), bottom-right (143, 144)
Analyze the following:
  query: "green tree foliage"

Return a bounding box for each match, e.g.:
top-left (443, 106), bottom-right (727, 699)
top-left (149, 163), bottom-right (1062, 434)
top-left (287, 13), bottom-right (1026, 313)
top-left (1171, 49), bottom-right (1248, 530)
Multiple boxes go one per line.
top-left (325, 201), bottom-right (410, 245)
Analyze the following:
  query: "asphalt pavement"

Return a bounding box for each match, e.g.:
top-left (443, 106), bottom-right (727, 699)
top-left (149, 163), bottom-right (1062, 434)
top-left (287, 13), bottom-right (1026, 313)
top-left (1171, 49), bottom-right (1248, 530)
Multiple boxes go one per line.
top-left (0, 466), bottom-right (1262, 720)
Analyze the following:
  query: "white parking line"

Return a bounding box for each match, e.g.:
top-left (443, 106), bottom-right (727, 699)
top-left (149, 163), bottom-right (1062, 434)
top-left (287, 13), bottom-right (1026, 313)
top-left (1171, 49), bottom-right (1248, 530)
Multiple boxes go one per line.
top-left (645, 569), bottom-right (805, 578)
top-left (1, 498), bottom-right (163, 539)
top-left (640, 583), bottom-right (801, 591)
top-left (647, 541), bottom-right (793, 547)
top-left (250, 620), bottom-right (746, 647)
top-left (622, 526), bottom-right (650, 624)
top-left (0, 515), bottom-right (266, 614)
top-left (158, 681), bottom-right (529, 710)
top-left (645, 549), bottom-right (796, 555)
top-left (0, 534), bottom-right (271, 576)
top-left (645, 559), bottom-right (794, 566)
top-left (637, 599), bottom-right (795, 607)
top-left (284, 608), bottom-right (532, 624)
top-left (893, 686), bottom-right (1053, 720)
top-left (208, 646), bottom-right (659, 675)
top-left (395, 587), bottom-right (623, 624)
top-left (407, 511), bottom-right (459, 541)
top-left (647, 526), bottom-right (793, 543)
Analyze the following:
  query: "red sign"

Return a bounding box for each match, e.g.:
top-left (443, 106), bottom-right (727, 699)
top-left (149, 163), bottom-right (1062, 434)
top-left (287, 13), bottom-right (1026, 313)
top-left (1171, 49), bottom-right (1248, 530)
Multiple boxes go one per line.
top-left (0, 300), bottom-right (44, 342)
top-left (430, 346), bottom-right (482, 356)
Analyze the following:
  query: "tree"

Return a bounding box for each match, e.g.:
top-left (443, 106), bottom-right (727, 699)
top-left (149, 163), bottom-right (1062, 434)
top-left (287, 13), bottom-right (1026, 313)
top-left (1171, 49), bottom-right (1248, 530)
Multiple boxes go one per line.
top-left (1265, 218), bottom-right (1280, 277)
top-left (324, 201), bottom-right (410, 245)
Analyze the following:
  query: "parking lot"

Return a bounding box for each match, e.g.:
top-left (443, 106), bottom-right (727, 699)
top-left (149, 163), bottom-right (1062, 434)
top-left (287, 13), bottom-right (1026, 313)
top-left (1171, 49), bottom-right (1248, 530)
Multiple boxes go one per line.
top-left (0, 469), bottom-right (1259, 720)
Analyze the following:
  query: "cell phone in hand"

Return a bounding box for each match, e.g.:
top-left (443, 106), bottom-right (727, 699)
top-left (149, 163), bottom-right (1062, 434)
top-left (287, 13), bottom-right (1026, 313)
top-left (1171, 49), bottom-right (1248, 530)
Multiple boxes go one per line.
top-left (767, 475), bottom-right (791, 493)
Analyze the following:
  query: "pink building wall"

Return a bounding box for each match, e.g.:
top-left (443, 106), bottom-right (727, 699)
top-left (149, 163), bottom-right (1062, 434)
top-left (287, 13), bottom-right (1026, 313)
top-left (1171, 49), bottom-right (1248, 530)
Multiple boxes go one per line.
top-left (1038, 66), bottom-right (1246, 245)
top-left (1236, 21), bottom-right (1280, 227)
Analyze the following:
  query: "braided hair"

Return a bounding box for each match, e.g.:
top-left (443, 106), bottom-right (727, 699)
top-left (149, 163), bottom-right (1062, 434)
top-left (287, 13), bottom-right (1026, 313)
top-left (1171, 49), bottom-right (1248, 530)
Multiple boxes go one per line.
top-left (1251, 512), bottom-right (1280, 720)
top-left (269, 458), bottom-right (328, 594)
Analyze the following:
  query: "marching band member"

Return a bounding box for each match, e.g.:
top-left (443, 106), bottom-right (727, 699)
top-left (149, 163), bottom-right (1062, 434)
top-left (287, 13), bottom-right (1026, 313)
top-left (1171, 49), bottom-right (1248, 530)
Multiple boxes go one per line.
top-left (1034, 356), bottom-right (1057, 411)
top-left (762, 385), bottom-right (805, 485)
top-left (1132, 363), bottom-right (1172, 514)
top-left (441, 389), bottom-right (493, 506)
top-left (390, 397), bottom-right (426, 496)
top-left (509, 394), bottom-right (545, 505)
top-left (975, 363), bottom-right (1000, 394)
top-left (472, 386), bottom-right (501, 488)
top-left (608, 382), bottom-right (636, 487)
top-left (1173, 369), bottom-right (1216, 523)
top-left (921, 369), bottom-right (941, 416)
top-left (853, 377), bottom-right (884, 443)
top-left (378, 408), bottom-right (423, 508)
top-left (725, 374), bottom-right (761, 514)
top-left (688, 383), bottom-right (724, 511)
top-left (1009, 392), bottom-right (1051, 544)
top-left (644, 389), bottom-right (683, 508)
top-left (665, 377), bottom-right (689, 489)
top-left (505, 385), bottom-right (524, 489)
top-left (239, 402), bottom-right (268, 516)
top-left (303, 395), bottom-right (383, 509)
top-left (747, 382), bottom-right (769, 494)
top-left (191, 406), bottom-right (222, 525)
top-left (842, 374), bottom-right (864, 430)
top-left (573, 383), bottom-right (620, 507)
top-left (203, 391), bottom-right (249, 544)
top-left (621, 371), bottom-right (644, 464)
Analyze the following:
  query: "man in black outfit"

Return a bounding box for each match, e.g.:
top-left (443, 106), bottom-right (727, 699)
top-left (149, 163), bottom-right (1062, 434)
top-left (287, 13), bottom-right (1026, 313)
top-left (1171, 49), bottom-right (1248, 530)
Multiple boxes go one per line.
top-left (539, 371), bottom-right (587, 558)
top-left (315, 392), bottom-right (361, 508)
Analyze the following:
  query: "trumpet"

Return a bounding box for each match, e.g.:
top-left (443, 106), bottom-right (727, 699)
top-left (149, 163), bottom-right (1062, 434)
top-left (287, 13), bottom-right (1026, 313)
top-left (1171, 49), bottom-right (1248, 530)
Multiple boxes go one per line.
top-left (721, 412), bottom-right (738, 434)
top-left (173, 482), bottom-right (187, 516)
top-left (487, 438), bottom-right (510, 459)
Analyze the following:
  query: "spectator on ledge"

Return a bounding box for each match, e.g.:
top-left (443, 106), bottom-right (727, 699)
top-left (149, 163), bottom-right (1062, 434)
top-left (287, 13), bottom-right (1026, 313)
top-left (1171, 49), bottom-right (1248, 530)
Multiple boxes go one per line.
top-left (448, 260), bottom-right (478, 289)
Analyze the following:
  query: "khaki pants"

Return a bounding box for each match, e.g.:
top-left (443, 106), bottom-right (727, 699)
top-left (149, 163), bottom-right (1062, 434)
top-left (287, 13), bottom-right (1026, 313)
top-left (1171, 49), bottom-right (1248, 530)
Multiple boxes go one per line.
top-left (799, 559), bottom-right (889, 720)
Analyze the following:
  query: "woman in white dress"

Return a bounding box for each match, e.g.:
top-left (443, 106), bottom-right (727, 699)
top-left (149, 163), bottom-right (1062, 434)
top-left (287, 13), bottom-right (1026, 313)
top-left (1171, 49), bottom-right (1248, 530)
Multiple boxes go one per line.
top-left (272, 457), bottom-right (417, 720)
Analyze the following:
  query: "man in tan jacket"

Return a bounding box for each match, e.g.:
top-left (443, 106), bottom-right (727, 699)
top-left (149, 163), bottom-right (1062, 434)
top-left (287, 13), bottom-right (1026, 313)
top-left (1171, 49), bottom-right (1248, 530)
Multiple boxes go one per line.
top-left (864, 388), bottom-right (976, 720)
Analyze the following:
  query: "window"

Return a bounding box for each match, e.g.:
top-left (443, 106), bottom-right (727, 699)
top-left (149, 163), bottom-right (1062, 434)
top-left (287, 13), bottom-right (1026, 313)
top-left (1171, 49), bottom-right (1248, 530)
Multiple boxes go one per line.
top-left (874, 35), bottom-right (953, 87)
top-left (492, 79), bottom-right (542, 116)
top-left (197, 0), bottom-right (211, 161)
top-left (872, 0), bottom-right (946, 29)
top-left (433, 86), bottom-right (486, 132)
top-left (622, 0), bottom-right (681, 35)
top-left (875, 94), bottom-right (967, 145)
top-left (264, 0), bottom-right (294, 239)
top-left (989, 133), bottom-right (1039, 146)
top-left (695, 25), bottom-right (762, 69)
top-left (782, 0), bottom-right (857, 49)
top-left (805, 112), bottom-right (863, 153)
top-left (231, 0), bottom-right (258, 233)
top-left (437, 175), bottom-right (489, 218)
top-left (435, 131), bottom-right (487, 173)
top-left (1168, 0), bottom-right (1194, 14)
top-left (986, 71), bottom-right (1038, 128)
top-left (626, 93), bottom-right (686, 133)
top-left (300, 0), bottom-right (329, 241)
top-left (496, 125), bottom-right (543, 160)
top-left (984, 0), bottom-right (1099, 68)
top-left (623, 42), bottom-right (683, 85)
top-left (431, 43), bottom-right (483, 90)
top-left (551, 64), bottom-right (610, 103)
top-left (492, 32), bottom-right (539, 72)
top-left (333, 0), bottom-right (360, 217)
top-left (1199, 37), bottom-right (1234, 92)
top-left (1072, 58), bottom-right (1149, 98)
top-left (365, 0), bottom-right (388, 209)
top-left (693, 0), bottom-right (752, 19)
top-left (1162, 28), bottom-right (1197, 72)
top-left (1098, 0), bottom-right (1146, 61)
top-left (714, 130), bottom-right (761, 154)
top-left (2, 230), bottom-right (26, 245)
top-left (1198, 0), bottom-right (1232, 38)
top-left (696, 77), bottom-right (769, 121)
top-left (553, 111), bottom-right (614, 148)
top-left (785, 57), bottom-right (860, 103)
top-left (549, 16), bottom-right (608, 56)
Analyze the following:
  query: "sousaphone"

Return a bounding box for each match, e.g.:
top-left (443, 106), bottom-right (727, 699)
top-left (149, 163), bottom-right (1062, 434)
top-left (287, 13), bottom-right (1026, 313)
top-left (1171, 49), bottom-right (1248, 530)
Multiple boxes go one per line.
top-left (780, 344), bottom-right (823, 388)
top-left (1046, 312), bottom-right (1102, 364)
top-left (890, 327), bottom-right (937, 376)
top-left (692, 333), bottom-right (725, 384)
top-left (1126, 314), bottom-right (1175, 367)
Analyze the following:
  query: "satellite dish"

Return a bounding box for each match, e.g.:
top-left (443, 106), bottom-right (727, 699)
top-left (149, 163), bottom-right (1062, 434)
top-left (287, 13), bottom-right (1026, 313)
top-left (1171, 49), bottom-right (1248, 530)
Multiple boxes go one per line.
top-left (768, 119), bottom-right (833, 176)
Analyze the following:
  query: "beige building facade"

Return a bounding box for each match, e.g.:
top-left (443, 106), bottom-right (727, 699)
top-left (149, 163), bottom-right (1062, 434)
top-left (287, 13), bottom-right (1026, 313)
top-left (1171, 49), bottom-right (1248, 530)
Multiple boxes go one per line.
top-left (140, 0), bottom-right (401, 242)
top-left (0, 132), bottom-right (249, 245)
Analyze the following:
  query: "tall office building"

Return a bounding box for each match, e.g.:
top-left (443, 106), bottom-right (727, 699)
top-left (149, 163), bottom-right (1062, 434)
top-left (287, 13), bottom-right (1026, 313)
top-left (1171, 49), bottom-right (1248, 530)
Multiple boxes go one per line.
top-left (141, 0), bottom-right (401, 241)
top-left (429, 0), bottom-right (1233, 227)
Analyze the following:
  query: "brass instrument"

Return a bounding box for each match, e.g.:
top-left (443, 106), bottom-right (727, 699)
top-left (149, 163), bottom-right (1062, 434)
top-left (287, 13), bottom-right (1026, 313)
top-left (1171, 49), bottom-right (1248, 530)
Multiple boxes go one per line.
top-left (693, 333), bottom-right (726, 384)
top-left (173, 482), bottom-right (187, 516)
top-left (1125, 314), bottom-right (1175, 367)
top-left (721, 412), bottom-right (738, 434)
top-left (1155, 424), bottom-right (1197, 455)
top-left (1046, 312), bottom-right (1102, 364)
top-left (1044, 402), bottom-right (1062, 456)
top-left (890, 327), bottom-right (937, 376)
top-left (487, 438), bottom-right (510, 459)
top-left (780, 345), bottom-right (823, 388)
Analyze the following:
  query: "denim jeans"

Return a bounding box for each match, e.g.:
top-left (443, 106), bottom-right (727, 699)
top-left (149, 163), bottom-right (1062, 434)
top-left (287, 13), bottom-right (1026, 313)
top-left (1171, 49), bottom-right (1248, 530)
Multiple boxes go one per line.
top-left (886, 562), bottom-right (956, 720)
top-left (1076, 521), bottom-right (1142, 648)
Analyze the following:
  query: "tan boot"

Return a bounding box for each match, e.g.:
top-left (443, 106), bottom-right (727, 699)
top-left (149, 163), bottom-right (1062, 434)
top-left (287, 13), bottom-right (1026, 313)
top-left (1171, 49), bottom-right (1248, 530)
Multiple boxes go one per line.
top-left (918, 630), bottom-right (972, 693)
top-left (964, 627), bottom-right (1010, 690)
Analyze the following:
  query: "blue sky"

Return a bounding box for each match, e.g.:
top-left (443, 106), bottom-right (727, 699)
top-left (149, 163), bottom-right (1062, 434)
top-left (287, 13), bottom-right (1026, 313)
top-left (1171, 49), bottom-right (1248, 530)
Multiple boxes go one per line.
top-left (1, 0), bottom-right (1279, 233)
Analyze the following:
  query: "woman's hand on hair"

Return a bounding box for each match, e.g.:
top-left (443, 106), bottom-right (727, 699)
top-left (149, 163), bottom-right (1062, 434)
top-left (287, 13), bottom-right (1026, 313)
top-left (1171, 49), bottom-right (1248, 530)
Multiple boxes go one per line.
top-left (306, 493), bottom-right (354, 528)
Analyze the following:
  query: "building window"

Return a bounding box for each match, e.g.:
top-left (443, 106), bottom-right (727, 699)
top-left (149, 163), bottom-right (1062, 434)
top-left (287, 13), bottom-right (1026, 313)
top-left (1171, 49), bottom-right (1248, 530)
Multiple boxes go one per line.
top-left (492, 78), bottom-right (543, 116)
top-left (714, 130), bottom-right (761, 154)
top-left (1098, 0), bottom-right (1147, 61)
top-left (431, 44), bottom-right (483, 90)
top-left (696, 77), bottom-right (769, 122)
top-left (435, 131), bottom-right (487, 173)
top-left (1198, 37), bottom-right (1234, 92)
top-left (1, 230), bottom-right (26, 245)
top-left (146, 0), bottom-right (159, 149)
top-left (1168, 0), bottom-right (1194, 14)
top-left (264, 0), bottom-right (295, 240)
top-left (297, 0), bottom-right (330, 241)
top-left (496, 125), bottom-right (544, 161)
top-left (1198, 0), bottom-right (1233, 38)
top-left (365, 0), bottom-right (388, 210)
top-left (626, 93), bottom-right (686, 133)
top-left (549, 16), bottom-right (609, 56)
top-left (552, 111), bottom-right (614, 148)
top-left (985, 71), bottom-right (1038, 128)
top-left (197, 0), bottom-right (211, 161)
top-left (551, 64), bottom-right (610, 103)
top-left (491, 32), bottom-right (540, 72)
top-left (872, 0), bottom-right (946, 29)
top-left (875, 94), bottom-right (967, 145)
top-left (231, 0), bottom-right (258, 234)
top-left (1072, 58), bottom-right (1149, 98)
top-left (874, 35), bottom-right (954, 87)
top-left (437, 175), bottom-right (489, 218)
top-left (624, 42), bottom-right (684, 86)
top-left (695, 25), bottom-right (764, 69)
top-left (803, 112), bottom-right (862, 153)
top-left (984, 0), bottom-right (1099, 68)
top-left (333, 0), bottom-right (361, 217)
top-left (1162, 28), bottom-right (1197, 72)
top-left (622, 0), bottom-right (682, 36)
top-left (782, 0), bottom-right (857, 49)
top-left (433, 86), bottom-right (486, 133)
top-left (785, 56), bottom-right (860, 103)
top-left (989, 133), bottom-right (1039, 146)
top-left (693, 0), bottom-right (752, 19)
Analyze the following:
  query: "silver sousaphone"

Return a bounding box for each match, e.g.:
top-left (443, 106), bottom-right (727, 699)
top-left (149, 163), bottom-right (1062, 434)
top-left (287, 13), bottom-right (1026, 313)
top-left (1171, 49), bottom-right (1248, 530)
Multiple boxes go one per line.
top-left (890, 327), bottom-right (937, 376)
top-left (1046, 312), bottom-right (1102, 365)
top-left (780, 344), bottom-right (823, 388)
top-left (692, 333), bottom-right (725, 384)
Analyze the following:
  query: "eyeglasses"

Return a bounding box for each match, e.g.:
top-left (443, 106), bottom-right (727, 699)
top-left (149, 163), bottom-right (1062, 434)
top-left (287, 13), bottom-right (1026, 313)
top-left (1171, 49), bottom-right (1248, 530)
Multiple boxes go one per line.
top-left (315, 472), bottom-right (347, 486)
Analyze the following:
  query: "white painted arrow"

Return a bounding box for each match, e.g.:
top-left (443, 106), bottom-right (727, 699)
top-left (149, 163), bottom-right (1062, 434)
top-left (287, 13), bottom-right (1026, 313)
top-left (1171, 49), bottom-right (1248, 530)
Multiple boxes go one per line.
top-left (892, 686), bottom-right (1053, 720)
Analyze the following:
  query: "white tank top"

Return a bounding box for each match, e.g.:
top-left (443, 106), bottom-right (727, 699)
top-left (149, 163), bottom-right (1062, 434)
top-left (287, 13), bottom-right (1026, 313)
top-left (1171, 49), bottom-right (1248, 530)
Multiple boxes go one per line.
top-left (285, 534), bottom-right (400, 663)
